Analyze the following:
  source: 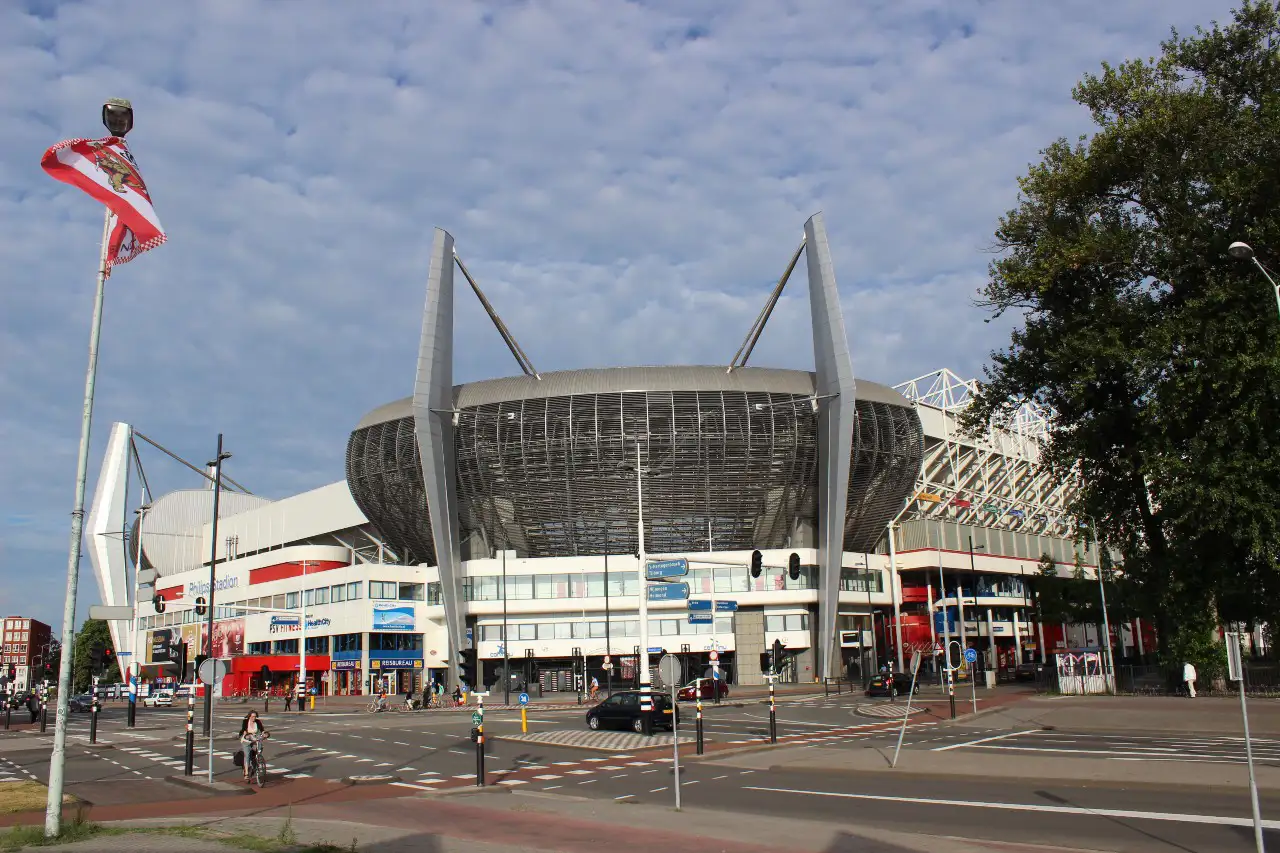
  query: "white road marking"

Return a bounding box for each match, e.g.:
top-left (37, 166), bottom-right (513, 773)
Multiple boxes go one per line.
top-left (533, 774), bottom-right (562, 780)
top-left (974, 744), bottom-right (1251, 763)
top-left (391, 781), bottom-right (438, 791)
top-left (649, 786), bottom-right (668, 793)
top-left (614, 793), bottom-right (633, 800)
top-left (932, 730), bottom-right (1041, 752)
top-left (743, 786), bottom-right (1280, 830)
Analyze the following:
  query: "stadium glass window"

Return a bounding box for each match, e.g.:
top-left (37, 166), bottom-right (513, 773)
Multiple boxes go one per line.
top-left (331, 585), bottom-right (346, 604)
top-left (369, 633), bottom-right (422, 651)
top-left (584, 572), bottom-right (606, 597)
top-left (398, 583), bottom-right (424, 601)
top-left (840, 569), bottom-right (882, 593)
top-left (426, 582), bottom-right (442, 605)
top-left (285, 592), bottom-right (300, 609)
top-left (370, 581), bottom-right (397, 600)
top-left (247, 642), bottom-right (270, 655)
top-left (347, 582), bottom-right (362, 600)
top-left (589, 621), bottom-right (607, 638)
top-left (273, 639), bottom-right (299, 655)
top-left (537, 623), bottom-right (556, 640)
top-left (606, 573), bottom-right (628, 597)
top-left (554, 623), bottom-right (571, 640)
top-left (507, 575), bottom-right (534, 600)
top-left (715, 616), bottom-right (733, 635)
top-left (314, 587), bottom-right (329, 605)
top-left (270, 594), bottom-right (287, 610)
top-left (332, 633), bottom-right (361, 653)
top-left (518, 624), bottom-right (536, 641)
top-left (571, 622), bottom-right (588, 639)
top-left (533, 574), bottom-right (556, 599)
top-left (305, 636), bottom-right (329, 655)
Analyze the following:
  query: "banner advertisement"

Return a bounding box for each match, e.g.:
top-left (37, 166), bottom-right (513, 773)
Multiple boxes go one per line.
top-left (180, 623), bottom-right (206, 657)
top-left (372, 603), bottom-right (415, 632)
top-left (211, 618), bottom-right (245, 658)
top-left (268, 615), bottom-right (332, 634)
top-left (150, 629), bottom-right (173, 663)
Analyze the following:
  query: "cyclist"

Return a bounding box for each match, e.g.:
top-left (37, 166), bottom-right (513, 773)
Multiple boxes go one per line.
top-left (589, 676), bottom-right (600, 702)
top-left (238, 710), bottom-right (269, 783)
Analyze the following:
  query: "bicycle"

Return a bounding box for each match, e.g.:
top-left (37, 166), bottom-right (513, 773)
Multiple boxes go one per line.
top-left (365, 698), bottom-right (389, 713)
top-left (245, 733), bottom-right (269, 787)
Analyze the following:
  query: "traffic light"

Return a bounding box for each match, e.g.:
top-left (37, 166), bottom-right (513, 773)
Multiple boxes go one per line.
top-left (750, 550), bottom-right (763, 579)
top-left (459, 649), bottom-right (477, 687)
top-left (103, 648), bottom-right (114, 673)
top-left (260, 665), bottom-right (272, 685)
top-left (89, 646), bottom-right (104, 672)
top-left (5, 665), bottom-right (14, 681)
top-left (152, 594), bottom-right (166, 614)
top-left (194, 654), bottom-right (208, 678)
top-left (194, 596), bottom-right (208, 617)
top-left (176, 641), bottom-right (190, 679)
top-left (771, 639), bottom-right (785, 673)
top-left (788, 552), bottom-right (801, 581)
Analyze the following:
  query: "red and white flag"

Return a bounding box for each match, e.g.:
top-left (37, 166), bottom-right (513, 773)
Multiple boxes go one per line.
top-left (41, 136), bottom-right (166, 276)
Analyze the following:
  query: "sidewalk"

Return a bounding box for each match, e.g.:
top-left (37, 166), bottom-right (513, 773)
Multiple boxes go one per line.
top-left (28, 791), bottom-right (1118, 853)
top-left (950, 693), bottom-right (1280, 737)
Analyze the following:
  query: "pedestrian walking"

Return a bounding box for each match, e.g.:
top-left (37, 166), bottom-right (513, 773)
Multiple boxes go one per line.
top-left (1183, 661), bottom-right (1197, 698)
top-left (26, 692), bottom-right (39, 724)
top-left (284, 692), bottom-right (293, 712)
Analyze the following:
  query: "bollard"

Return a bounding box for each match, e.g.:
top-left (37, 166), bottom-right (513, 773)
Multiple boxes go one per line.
top-left (4, 702), bottom-right (9, 731)
top-left (264, 696), bottom-right (269, 714)
top-left (184, 688), bottom-right (195, 775)
top-left (947, 669), bottom-right (956, 720)
top-left (474, 695), bottom-right (485, 787)
top-left (40, 698), bottom-right (47, 733)
top-left (768, 679), bottom-right (777, 744)
top-left (88, 681), bottom-right (97, 742)
top-left (520, 705), bottom-right (527, 734)
top-left (127, 694), bottom-right (135, 728)
top-left (695, 695), bottom-right (704, 755)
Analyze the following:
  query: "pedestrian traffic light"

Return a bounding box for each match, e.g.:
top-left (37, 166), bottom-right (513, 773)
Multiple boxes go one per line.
top-left (788, 552), bottom-right (801, 581)
top-left (194, 596), bottom-right (207, 616)
top-left (459, 649), bottom-right (477, 687)
top-left (152, 594), bottom-right (165, 614)
top-left (750, 550), bottom-right (763, 579)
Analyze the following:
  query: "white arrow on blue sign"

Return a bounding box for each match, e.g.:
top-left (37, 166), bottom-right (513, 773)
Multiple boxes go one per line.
top-left (714, 600), bottom-right (738, 612)
top-left (646, 582), bottom-right (689, 602)
top-left (687, 599), bottom-right (713, 611)
top-left (646, 558), bottom-right (689, 580)
top-left (688, 613), bottom-right (713, 624)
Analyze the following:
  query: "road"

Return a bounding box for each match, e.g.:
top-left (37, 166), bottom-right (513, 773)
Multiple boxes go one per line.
top-left (2, 691), bottom-right (1276, 851)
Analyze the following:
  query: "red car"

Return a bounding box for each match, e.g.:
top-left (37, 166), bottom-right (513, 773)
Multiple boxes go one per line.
top-left (676, 678), bottom-right (729, 701)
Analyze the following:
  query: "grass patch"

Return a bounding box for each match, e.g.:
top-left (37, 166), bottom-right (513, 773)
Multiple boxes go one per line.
top-left (1, 820), bottom-right (354, 852)
top-left (0, 783), bottom-right (76, 816)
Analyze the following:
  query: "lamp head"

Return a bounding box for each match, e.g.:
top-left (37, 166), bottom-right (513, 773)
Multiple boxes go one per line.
top-left (102, 98), bottom-right (134, 137)
top-left (1228, 241), bottom-right (1255, 260)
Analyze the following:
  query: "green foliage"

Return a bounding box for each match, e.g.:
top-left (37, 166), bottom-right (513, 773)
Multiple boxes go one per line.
top-left (72, 619), bottom-right (120, 693)
top-left (963, 2), bottom-right (1280, 661)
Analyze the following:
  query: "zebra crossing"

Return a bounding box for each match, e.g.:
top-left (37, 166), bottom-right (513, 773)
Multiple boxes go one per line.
top-left (1, 756), bottom-right (37, 783)
top-left (500, 729), bottom-right (694, 751)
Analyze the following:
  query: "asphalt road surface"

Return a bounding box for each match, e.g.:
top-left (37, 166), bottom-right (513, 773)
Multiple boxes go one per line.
top-left (4, 693), bottom-right (1276, 852)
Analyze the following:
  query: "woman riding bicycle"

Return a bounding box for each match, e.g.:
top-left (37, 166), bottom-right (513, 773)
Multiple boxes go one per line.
top-left (239, 710), bottom-right (269, 783)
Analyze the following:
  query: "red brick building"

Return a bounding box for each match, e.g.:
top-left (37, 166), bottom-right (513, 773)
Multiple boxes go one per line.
top-left (2, 616), bottom-right (53, 691)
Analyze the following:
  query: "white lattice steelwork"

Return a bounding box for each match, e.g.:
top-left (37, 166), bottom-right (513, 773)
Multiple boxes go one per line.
top-left (893, 368), bottom-right (1077, 538)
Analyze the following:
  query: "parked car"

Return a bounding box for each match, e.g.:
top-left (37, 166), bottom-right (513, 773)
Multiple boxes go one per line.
top-left (1014, 662), bottom-right (1041, 682)
top-left (142, 689), bottom-right (174, 708)
top-left (865, 673), bottom-right (918, 697)
top-left (676, 678), bottom-right (729, 701)
top-left (586, 691), bottom-right (680, 732)
top-left (68, 694), bottom-right (94, 713)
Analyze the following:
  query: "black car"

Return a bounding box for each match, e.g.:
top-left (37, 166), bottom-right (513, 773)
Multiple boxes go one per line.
top-left (1014, 662), bottom-right (1041, 682)
top-left (586, 691), bottom-right (680, 733)
top-left (865, 673), bottom-right (918, 697)
top-left (68, 694), bottom-right (95, 713)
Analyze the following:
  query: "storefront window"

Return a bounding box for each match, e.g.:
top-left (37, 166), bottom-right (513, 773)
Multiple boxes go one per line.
top-left (274, 639), bottom-right (298, 654)
top-left (305, 636), bottom-right (329, 654)
top-left (333, 633), bottom-right (361, 653)
top-left (369, 633), bottom-right (423, 651)
top-left (398, 583), bottom-right (424, 601)
top-left (248, 642), bottom-right (269, 655)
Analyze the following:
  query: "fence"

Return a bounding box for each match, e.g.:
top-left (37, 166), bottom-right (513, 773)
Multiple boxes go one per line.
top-left (1113, 663), bottom-right (1280, 696)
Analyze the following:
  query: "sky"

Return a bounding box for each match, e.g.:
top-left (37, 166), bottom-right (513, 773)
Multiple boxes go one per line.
top-left (0, 0), bottom-right (1240, 630)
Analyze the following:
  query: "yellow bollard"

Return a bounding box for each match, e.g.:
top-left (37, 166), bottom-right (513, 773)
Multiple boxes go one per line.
top-left (521, 706), bottom-right (528, 733)
top-left (310, 694), bottom-right (315, 710)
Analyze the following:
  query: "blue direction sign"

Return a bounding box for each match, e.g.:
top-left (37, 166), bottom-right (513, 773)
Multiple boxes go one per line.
top-left (688, 613), bottom-right (713, 624)
top-left (646, 558), bottom-right (689, 580)
top-left (687, 599), bottom-right (712, 612)
top-left (646, 582), bottom-right (690, 602)
top-left (964, 647), bottom-right (978, 664)
top-left (715, 600), bottom-right (738, 612)
top-left (518, 692), bottom-right (530, 706)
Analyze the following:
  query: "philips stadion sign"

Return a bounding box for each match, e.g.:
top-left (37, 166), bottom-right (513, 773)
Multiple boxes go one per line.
top-left (186, 576), bottom-right (239, 597)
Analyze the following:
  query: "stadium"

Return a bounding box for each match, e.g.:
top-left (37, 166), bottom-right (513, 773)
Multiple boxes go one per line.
top-left (86, 214), bottom-right (1137, 699)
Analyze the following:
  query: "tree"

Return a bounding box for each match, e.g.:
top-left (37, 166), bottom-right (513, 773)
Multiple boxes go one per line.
top-left (963, 3), bottom-right (1280, 676)
top-left (72, 619), bottom-right (120, 693)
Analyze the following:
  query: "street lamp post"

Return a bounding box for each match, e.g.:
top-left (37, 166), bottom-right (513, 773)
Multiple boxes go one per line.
top-left (45, 97), bottom-right (135, 839)
top-left (1228, 241), bottom-right (1280, 321)
top-left (502, 548), bottom-right (510, 706)
top-left (634, 442), bottom-right (654, 736)
top-left (203, 437), bottom-right (231, 741)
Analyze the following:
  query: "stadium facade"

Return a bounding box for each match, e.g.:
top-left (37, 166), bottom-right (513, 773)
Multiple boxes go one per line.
top-left (86, 214), bottom-right (1149, 698)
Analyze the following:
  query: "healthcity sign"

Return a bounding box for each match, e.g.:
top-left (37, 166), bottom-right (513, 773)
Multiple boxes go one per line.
top-left (268, 615), bottom-right (332, 634)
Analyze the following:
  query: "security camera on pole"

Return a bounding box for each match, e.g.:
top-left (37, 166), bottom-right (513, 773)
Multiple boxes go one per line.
top-left (39, 97), bottom-right (167, 837)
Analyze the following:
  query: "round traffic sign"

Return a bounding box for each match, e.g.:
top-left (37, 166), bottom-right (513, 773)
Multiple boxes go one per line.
top-left (197, 657), bottom-right (227, 686)
top-left (709, 650), bottom-right (719, 661)
top-left (518, 692), bottom-right (530, 706)
top-left (964, 648), bottom-right (978, 664)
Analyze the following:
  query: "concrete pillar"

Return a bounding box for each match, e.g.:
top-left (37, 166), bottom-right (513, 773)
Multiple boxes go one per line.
top-left (1012, 609), bottom-right (1022, 665)
top-left (736, 609), bottom-right (766, 686)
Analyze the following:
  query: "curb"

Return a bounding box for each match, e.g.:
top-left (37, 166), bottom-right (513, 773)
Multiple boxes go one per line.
top-left (428, 784), bottom-right (511, 798)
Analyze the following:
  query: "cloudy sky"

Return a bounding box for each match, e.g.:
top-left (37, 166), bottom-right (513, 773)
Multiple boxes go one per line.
top-left (1, 0), bottom-right (1237, 629)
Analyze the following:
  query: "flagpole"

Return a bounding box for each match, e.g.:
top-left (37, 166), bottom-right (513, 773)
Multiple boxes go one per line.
top-left (46, 207), bottom-right (112, 838)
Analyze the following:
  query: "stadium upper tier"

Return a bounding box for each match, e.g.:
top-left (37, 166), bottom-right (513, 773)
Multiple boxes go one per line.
top-left (345, 365), bottom-right (924, 564)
